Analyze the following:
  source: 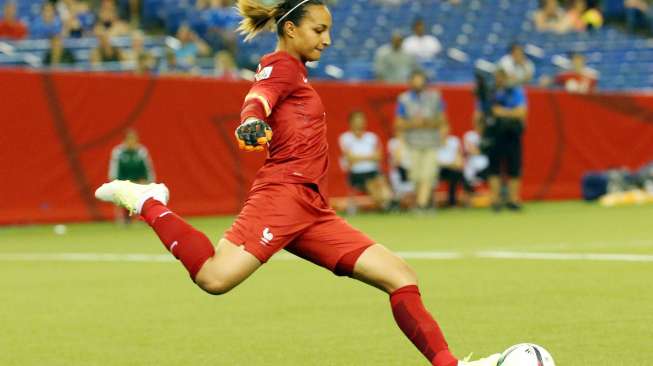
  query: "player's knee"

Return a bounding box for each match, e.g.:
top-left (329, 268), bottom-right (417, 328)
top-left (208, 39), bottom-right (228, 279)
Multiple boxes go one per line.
top-left (391, 259), bottom-right (418, 291)
top-left (196, 276), bottom-right (234, 296)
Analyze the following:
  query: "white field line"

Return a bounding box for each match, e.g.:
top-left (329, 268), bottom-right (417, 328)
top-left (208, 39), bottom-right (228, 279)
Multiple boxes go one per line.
top-left (0, 251), bottom-right (652, 263)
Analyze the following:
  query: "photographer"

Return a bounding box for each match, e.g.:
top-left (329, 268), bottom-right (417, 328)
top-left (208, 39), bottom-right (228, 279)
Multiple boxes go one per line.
top-left (475, 69), bottom-right (527, 211)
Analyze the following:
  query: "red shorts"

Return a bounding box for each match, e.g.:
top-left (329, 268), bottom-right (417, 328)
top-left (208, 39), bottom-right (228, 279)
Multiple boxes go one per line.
top-left (224, 183), bottom-right (375, 276)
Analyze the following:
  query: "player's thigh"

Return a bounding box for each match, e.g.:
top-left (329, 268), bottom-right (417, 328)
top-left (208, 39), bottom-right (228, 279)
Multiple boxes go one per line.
top-left (352, 244), bottom-right (418, 294)
top-left (195, 238), bottom-right (262, 295)
top-left (285, 212), bottom-right (374, 277)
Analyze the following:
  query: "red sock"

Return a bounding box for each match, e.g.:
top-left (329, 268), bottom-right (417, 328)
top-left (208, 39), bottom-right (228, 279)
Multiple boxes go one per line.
top-left (141, 199), bottom-right (215, 280)
top-left (390, 285), bottom-right (458, 366)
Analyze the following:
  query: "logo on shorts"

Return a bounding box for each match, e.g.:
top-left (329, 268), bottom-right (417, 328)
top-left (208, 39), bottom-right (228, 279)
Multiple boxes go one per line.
top-left (260, 227), bottom-right (274, 246)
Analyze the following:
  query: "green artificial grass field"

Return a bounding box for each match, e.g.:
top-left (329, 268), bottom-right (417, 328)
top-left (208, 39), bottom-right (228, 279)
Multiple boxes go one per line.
top-left (1, 201), bottom-right (652, 365)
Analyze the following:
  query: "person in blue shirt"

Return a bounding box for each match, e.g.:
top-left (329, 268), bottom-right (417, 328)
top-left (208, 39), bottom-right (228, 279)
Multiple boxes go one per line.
top-left (29, 3), bottom-right (62, 39)
top-left (481, 68), bottom-right (528, 211)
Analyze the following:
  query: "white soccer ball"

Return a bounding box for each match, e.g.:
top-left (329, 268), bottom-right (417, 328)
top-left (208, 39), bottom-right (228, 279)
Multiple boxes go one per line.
top-left (53, 224), bottom-right (67, 235)
top-left (498, 343), bottom-right (555, 366)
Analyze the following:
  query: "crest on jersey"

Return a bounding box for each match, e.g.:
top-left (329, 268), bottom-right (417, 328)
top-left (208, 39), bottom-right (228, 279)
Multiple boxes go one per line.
top-left (255, 66), bottom-right (273, 81)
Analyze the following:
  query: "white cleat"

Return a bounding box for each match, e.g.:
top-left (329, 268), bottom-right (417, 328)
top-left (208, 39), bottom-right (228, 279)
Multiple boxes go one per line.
top-left (459, 353), bottom-right (501, 366)
top-left (95, 180), bottom-right (169, 215)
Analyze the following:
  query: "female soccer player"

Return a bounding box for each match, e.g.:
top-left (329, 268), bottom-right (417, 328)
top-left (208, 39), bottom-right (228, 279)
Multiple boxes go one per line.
top-left (96, 1), bottom-right (500, 365)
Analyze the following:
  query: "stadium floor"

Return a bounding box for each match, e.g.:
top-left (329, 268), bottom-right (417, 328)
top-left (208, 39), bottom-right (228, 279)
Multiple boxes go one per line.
top-left (1, 201), bottom-right (651, 365)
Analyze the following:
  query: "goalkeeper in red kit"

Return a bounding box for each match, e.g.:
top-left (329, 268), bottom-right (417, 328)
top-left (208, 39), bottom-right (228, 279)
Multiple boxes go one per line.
top-left (95, 1), bottom-right (500, 365)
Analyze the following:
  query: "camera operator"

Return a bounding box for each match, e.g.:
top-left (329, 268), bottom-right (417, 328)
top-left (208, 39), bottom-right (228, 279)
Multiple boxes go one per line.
top-left (475, 68), bottom-right (528, 211)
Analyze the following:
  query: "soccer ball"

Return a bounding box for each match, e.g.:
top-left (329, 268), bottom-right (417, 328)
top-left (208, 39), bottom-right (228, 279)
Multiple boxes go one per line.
top-left (497, 343), bottom-right (555, 366)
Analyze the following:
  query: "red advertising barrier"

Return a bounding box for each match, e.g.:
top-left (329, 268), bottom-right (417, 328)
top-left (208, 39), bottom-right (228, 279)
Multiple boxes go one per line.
top-left (1, 69), bottom-right (652, 225)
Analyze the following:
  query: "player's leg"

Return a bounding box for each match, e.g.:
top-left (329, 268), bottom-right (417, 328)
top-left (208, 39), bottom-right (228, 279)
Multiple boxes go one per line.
top-left (95, 180), bottom-right (262, 295)
top-left (352, 244), bottom-right (458, 366)
top-left (194, 238), bottom-right (261, 295)
top-left (352, 245), bottom-right (500, 366)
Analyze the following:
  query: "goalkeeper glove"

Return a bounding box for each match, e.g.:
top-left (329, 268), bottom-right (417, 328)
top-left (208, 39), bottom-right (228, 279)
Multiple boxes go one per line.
top-left (235, 118), bottom-right (273, 152)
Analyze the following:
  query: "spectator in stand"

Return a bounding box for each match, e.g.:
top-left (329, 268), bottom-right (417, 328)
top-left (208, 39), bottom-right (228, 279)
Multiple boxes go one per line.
top-left (402, 18), bottom-right (442, 63)
top-left (90, 30), bottom-right (124, 67)
top-left (58, 0), bottom-right (95, 38)
top-left (566, 0), bottom-right (604, 31)
top-left (174, 24), bottom-right (211, 71)
top-left (43, 34), bottom-right (76, 66)
top-left (214, 50), bottom-right (241, 80)
top-left (30, 2), bottom-right (63, 39)
top-left (374, 31), bottom-right (417, 83)
top-left (188, 0), bottom-right (210, 39)
top-left (625, 0), bottom-right (653, 33)
top-left (497, 44), bottom-right (535, 86)
top-left (534, 0), bottom-right (569, 33)
top-left (205, 0), bottom-right (239, 54)
top-left (554, 52), bottom-right (598, 93)
top-left (0, 2), bottom-right (27, 40)
top-left (124, 30), bottom-right (155, 74)
top-left (387, 130), bottom-right (416, 208)
top-left (339, 111), bottom-right (393, 211)
top-left (395, 70), bottom-right (449, 212)
top-left (94, 0), bottom-right (129, 37)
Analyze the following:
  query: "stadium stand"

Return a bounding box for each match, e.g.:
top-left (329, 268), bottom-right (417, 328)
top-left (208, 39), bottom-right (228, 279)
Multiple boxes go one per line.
top-left (0, 0), bottom-right (651, 90)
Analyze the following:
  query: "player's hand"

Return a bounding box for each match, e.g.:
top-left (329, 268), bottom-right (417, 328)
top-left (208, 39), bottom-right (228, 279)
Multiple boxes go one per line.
top-left (235, 118), bottom-right (273, 152)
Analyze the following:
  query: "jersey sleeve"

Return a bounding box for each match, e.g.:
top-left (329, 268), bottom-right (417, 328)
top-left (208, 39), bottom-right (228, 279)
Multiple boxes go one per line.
top-left (243, 58), bottom-right (300, 119)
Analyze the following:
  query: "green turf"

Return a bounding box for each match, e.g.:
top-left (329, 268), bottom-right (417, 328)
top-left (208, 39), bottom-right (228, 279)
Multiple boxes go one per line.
top-left (1, 201), bottom-right (652, 365)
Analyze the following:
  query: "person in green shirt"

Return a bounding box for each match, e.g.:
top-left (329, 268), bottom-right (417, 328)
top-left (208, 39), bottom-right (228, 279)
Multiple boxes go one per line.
top-left (108, 129), bottom-right (155, 224)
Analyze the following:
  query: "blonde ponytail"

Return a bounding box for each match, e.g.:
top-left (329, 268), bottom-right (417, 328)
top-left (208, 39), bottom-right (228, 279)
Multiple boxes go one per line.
top-left (236, 0), bottom-right (281, 41)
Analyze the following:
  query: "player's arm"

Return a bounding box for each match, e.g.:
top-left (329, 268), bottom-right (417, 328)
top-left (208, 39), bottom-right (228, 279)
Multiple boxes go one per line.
top-left (236, 59), bottom-right (298, 152)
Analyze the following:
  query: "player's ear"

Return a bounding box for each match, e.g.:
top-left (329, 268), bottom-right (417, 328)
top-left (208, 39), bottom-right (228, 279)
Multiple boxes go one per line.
top-left (283, 21), bottom-right (297, 38)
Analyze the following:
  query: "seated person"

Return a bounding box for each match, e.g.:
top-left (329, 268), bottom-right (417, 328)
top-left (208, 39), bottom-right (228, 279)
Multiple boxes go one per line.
top-left (462, 130), bottom-right (489, 189)
top-left (438, 135), bottom-right (470, 207)
top-left (387, 131), bottom-right (416, 208)
top-left (554, 52), bottom-right (598, 93)
top-left (29, 3), bottom-right (63, 39)
top-left (0, 2), bottom-right (27, 40)
top-left (534, 0), bottom-right (569, 33)
top-left (339, 111), bottom-right (393, 210)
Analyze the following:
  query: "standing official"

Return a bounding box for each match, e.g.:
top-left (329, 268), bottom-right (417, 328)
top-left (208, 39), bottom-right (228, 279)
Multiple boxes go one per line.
top-left (481, 69), bottom-right (527, 211)
top-left (395, 70), bottom-right (449, 211)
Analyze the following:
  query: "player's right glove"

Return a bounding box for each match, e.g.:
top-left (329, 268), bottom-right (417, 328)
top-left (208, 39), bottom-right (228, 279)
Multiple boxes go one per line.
top-left (235, 118), bottom-right (273, 152)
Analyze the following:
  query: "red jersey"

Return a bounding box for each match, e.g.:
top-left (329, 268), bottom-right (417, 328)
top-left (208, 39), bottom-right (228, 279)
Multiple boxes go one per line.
top-left (555, 71), bottom-right (597, 93)
top-left (245, 51), bottom-right (330, 198)
top-left (0, 20), bottom-right (27, 40)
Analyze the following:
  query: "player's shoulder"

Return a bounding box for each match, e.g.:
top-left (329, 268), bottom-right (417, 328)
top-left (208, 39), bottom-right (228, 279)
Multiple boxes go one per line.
top-left (259, 51), bottom-right (302, 70)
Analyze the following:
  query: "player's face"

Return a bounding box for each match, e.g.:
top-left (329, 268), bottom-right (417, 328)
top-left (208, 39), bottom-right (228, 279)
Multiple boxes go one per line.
top-left (292, 5), bottom-right (332, 62)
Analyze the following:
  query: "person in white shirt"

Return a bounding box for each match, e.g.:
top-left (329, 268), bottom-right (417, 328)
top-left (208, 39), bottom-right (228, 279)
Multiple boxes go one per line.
top-left (401, 18), bottom-right (442, 62)
top-left (339, 111), bottom-right (393, 210)
top-left (387, 131), bottom-right (416, 206)
top-left (497, 44), bottom-right (535, 86)
top-left (462, 130), bottom-right (489, 188)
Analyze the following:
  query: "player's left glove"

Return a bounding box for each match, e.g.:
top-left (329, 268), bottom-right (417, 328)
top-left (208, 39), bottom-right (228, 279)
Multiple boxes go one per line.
top-left (235, 118), bottom-right (273, 152)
